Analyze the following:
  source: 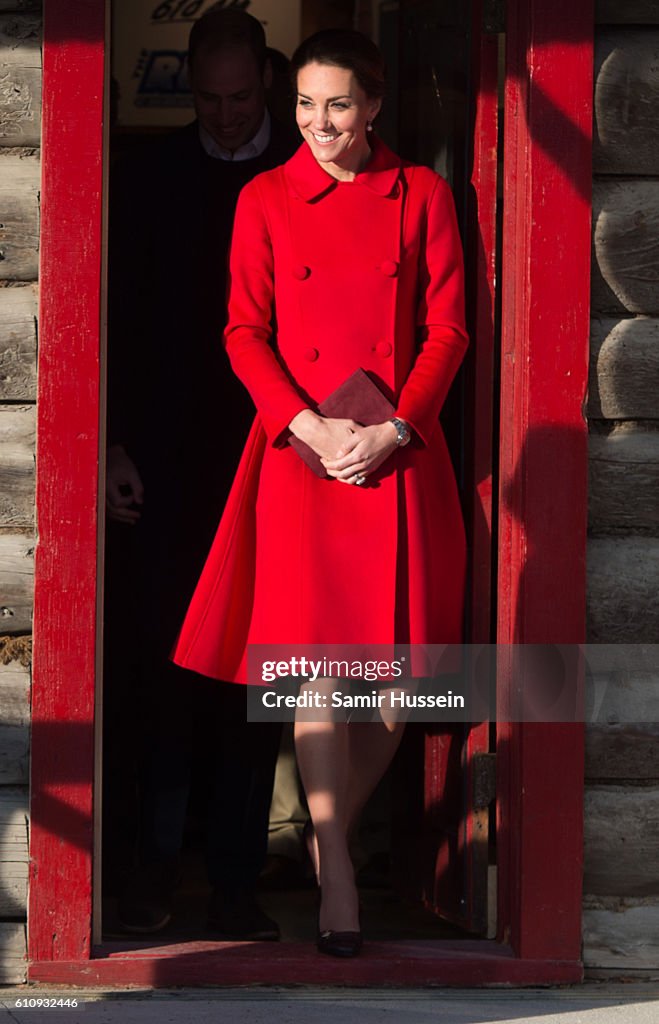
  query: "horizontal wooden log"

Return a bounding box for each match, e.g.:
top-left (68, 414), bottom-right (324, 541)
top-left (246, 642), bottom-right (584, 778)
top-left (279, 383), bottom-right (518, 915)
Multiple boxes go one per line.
top-left (0, 405), bottom-right (34, 528)
top-left (0, 284), bottom-right (37, 400)
top-left (0, 662), bottom-right (29, 726)
top-left (0, 153), bottom-right (39, 281)
top-left (0, 787), bottom-right (28, 919)
top-left (587, 723), bottom-right (659, 780)
top-left (589, 427), bottom-right (659, 535)
top-left (0, 922), bottom-right (26, 983)
top-left (0, 727), bottom-right (28, 784)
top-left (594, 31), bottom-right (659, 175)
top-left (583, 897), bottom-right (659, 969)
top-left (0, 13), bottom-right (39, 62)
top-left (0, 533), bottom-right (33, 635)
top-left (589, 316), bottom-right (659, 419)
top-left (587, 538), bottom-right (659, 643)
top-left (596, 0), bottom-right (659, 24)
top-left (0, 15), bottom-right (41, 148)
top-left (0, 68), bottom-right (41, 150)
top-left (584, 786), bottom-right (659, 896)
top-left (592, 180), bottom-right (659, 315)
top-left (585, 660), bottom-right (659, 722)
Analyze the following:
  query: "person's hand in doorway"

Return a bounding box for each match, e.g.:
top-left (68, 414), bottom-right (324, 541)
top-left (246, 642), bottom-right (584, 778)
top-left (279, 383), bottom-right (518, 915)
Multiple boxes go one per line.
top-left (106, 444), bottom-right (144, 524)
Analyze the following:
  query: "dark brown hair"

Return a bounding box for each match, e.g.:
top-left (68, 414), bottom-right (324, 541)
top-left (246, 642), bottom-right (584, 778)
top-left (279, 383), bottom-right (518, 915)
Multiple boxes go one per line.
top-left (290, 29), bottom-right (386, 99)
top-left (188, 6), bottom-right (267, 71)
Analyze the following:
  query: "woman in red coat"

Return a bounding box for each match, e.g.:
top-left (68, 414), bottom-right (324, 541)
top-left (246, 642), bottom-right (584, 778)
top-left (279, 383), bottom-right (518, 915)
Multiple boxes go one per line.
top-left (173, 29), bottom-right (468, 956)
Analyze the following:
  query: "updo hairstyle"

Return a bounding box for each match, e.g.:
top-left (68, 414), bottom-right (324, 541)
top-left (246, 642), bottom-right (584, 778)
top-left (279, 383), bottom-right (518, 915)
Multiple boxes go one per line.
top-left (289, 29), bottom-right (386, 100)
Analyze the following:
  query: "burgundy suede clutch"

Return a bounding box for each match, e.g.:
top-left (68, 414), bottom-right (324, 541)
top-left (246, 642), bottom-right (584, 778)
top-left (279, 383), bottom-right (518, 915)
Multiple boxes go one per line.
top-left (288, 368), bottom-right (395, 478)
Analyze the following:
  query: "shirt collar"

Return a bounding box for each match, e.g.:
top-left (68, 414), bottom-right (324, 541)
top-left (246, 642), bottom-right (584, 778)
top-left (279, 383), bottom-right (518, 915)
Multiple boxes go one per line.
top-left (198, 109), bottom-right (271, 162)
top-left (285, 135), bottom-right (402, 201)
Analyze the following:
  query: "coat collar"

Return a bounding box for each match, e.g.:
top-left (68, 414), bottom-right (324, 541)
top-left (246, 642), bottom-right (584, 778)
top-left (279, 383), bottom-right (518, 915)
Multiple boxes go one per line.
top-left (285, 135), bottom-right (402, 201)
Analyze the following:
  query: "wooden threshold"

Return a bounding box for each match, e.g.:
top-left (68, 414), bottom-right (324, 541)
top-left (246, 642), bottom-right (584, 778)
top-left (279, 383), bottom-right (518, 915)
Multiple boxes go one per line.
top-left (28, 940), bottom-right (583, 987)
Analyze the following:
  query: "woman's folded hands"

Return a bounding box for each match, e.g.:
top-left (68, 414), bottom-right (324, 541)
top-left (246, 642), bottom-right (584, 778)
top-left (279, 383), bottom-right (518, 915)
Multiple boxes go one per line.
top-left (289, 410), bottom-right (399, 484)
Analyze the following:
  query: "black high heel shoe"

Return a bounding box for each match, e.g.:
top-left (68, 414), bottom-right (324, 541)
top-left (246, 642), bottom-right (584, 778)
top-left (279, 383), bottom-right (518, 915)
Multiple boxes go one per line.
top-left (317, 926), bottom-right (363, 958)
top-left (316, 888), bottom-right (362, 958)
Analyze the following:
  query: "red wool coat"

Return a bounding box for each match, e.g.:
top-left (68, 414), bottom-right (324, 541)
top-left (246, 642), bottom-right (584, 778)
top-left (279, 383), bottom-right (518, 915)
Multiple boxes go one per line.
top-left (171, 136), bottom-right (469, 684)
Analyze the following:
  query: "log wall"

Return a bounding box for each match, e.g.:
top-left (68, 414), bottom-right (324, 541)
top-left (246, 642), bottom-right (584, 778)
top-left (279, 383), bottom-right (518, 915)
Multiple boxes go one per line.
top-left (584, 8), bottom-right (659, 975)
top-left (0, 1), bottom-right (39, 985)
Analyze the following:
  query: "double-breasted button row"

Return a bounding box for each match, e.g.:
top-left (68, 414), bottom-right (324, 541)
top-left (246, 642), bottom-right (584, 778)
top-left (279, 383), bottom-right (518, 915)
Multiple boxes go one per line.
top-left (291, 260), bottom-right (399, 280)
top-left (300, 344), bottom-right (391, 362)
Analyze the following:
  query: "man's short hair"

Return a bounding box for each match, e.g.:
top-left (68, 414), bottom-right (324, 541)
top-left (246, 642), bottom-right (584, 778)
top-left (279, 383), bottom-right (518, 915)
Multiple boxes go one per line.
top-left (188, 6), bottom-right (267, 71)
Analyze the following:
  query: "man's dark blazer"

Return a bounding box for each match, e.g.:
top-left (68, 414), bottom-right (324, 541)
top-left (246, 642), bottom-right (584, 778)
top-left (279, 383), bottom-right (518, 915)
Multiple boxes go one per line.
top-left (107, 116), bottom-right (300, 655)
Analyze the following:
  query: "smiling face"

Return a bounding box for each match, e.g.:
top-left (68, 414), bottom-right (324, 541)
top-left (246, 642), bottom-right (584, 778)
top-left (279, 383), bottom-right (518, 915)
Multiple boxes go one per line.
top-left (295, 62), bottom-right (382, 178)
top-left (190, 44), bottom-right (271, 153)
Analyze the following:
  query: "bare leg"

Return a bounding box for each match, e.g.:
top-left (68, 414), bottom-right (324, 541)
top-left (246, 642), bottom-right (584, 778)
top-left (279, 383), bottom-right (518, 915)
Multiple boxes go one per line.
top-left (294, 682), bottom-right (358, 932)
top-left (344, 717), bottom-right (406, 839)
top-left (294, 682), bottom-right (407, 933)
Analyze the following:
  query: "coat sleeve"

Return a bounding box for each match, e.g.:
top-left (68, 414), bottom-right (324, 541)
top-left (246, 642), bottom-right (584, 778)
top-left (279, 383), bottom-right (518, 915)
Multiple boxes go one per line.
top-left (394, 175), bottom-right (469, 446)
top-left (224, 178), bottom-right (310, 446)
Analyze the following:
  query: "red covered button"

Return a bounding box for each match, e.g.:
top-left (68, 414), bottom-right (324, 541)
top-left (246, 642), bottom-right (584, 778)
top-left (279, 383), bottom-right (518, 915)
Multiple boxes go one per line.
top-left (292, 264), bottom-right (311, 280)
top-left (304, 347), bottom-right (319, 362)
top-left (380, 259), bottom-right (399, 277)
top-left (375, 341), bottom-right (392, 358)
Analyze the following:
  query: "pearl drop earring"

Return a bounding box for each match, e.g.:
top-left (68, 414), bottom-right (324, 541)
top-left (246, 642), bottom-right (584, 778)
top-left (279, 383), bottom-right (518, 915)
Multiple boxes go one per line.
top-left (366, 121), bottom-right (373, 132)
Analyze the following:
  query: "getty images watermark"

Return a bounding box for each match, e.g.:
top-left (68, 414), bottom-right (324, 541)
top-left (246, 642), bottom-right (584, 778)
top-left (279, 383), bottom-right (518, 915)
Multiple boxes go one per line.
top-left (245, 644), bottom-right (659, 723)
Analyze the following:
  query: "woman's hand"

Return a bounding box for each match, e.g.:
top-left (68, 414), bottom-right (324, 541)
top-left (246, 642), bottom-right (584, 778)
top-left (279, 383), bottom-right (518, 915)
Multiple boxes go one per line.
top-left (289, 409), bottom-right (362, 461)
top-left (321, 421), bottom-right (399, 484)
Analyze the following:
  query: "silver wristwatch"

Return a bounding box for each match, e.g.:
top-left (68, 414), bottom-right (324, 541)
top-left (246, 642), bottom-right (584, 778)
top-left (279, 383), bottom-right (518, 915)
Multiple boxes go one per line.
top-left (389, 417), bottom-right (411, 447)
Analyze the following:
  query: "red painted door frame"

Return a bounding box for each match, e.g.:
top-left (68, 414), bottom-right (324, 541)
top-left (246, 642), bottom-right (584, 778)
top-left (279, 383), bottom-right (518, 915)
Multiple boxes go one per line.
top-left (27, 0), bottom-right (591, 985)
top-left (495, 0), bottom-right (592, 962)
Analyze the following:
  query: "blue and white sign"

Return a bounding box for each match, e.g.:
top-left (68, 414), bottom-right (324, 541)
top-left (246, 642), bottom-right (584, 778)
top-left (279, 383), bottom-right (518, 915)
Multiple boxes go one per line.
top-left (113, 0), bottom-right (301, 126)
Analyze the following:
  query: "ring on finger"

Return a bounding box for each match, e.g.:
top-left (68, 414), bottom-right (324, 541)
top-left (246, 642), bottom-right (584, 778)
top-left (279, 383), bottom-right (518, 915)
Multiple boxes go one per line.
top-left (354, 472), bottom-right (366, 486)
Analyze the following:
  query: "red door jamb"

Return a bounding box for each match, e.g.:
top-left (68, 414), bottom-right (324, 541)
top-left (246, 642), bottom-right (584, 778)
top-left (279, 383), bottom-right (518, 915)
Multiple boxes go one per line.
top-left (29, 0), bottom-right (106, 965)
top-left (496, 0), bottom-right (592, 962)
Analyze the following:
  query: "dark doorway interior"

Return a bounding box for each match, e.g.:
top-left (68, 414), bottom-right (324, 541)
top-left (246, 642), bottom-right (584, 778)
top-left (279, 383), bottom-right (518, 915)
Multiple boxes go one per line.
top-left (101, 0), bottom-right (493, 947)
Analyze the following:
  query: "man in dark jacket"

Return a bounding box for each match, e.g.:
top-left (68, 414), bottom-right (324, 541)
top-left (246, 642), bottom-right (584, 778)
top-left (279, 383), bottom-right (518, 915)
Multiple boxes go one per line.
top-left (104, 8), bottom-right (299, 940)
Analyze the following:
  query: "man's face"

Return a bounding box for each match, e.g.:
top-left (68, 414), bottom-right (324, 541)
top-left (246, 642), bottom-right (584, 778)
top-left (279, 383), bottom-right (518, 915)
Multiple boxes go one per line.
top-left (190, 45), bottom-right (270, 153)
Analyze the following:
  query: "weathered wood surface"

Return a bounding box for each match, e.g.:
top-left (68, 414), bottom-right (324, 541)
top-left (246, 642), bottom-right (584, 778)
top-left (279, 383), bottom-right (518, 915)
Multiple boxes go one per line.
top-left (596, 0), bottom-right (659, 24)
top-left (587, 723), bottom-right (659, 780)
top-left (0, 405), bottom-right (34, 528)
top-left (0, 153), bottom-right (39, 281)
top-left (585, 662), bottom-right (659, 723)
top-left (0, 14), bottom-right (40, 61)
top-left (587, 539), bottom-right (659, 642)
top-left (0, 922), bottom-right (26, 983)
top-left (0, 533), bottom-right (33, 635)
top-left (0, 285), bottom-right (37, 400)
top-left (583, 897), bottom-right (659, 969)
top-left (589, 316), bottom-right (659, 419)
top-left (0, 648), bottom-right (28, 778)
top-left (589, 427), bottom-right (659, 535)
top-left (0, 14), bottom-right (41, 148)
top-left (0, 662), bottom-right (29, 726)
top-left (592, 181), bottom-right (659, 315)
top-left (584, 786), bottom-right (659, 896)
top-left (594, 30), bottom-right (659, 175)
top-left (0, 725), bottom-right (28, 783)
top-left (0, 1), bottom-right (39, 10)
top-left (0, 787), bottom-right (28, 919)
